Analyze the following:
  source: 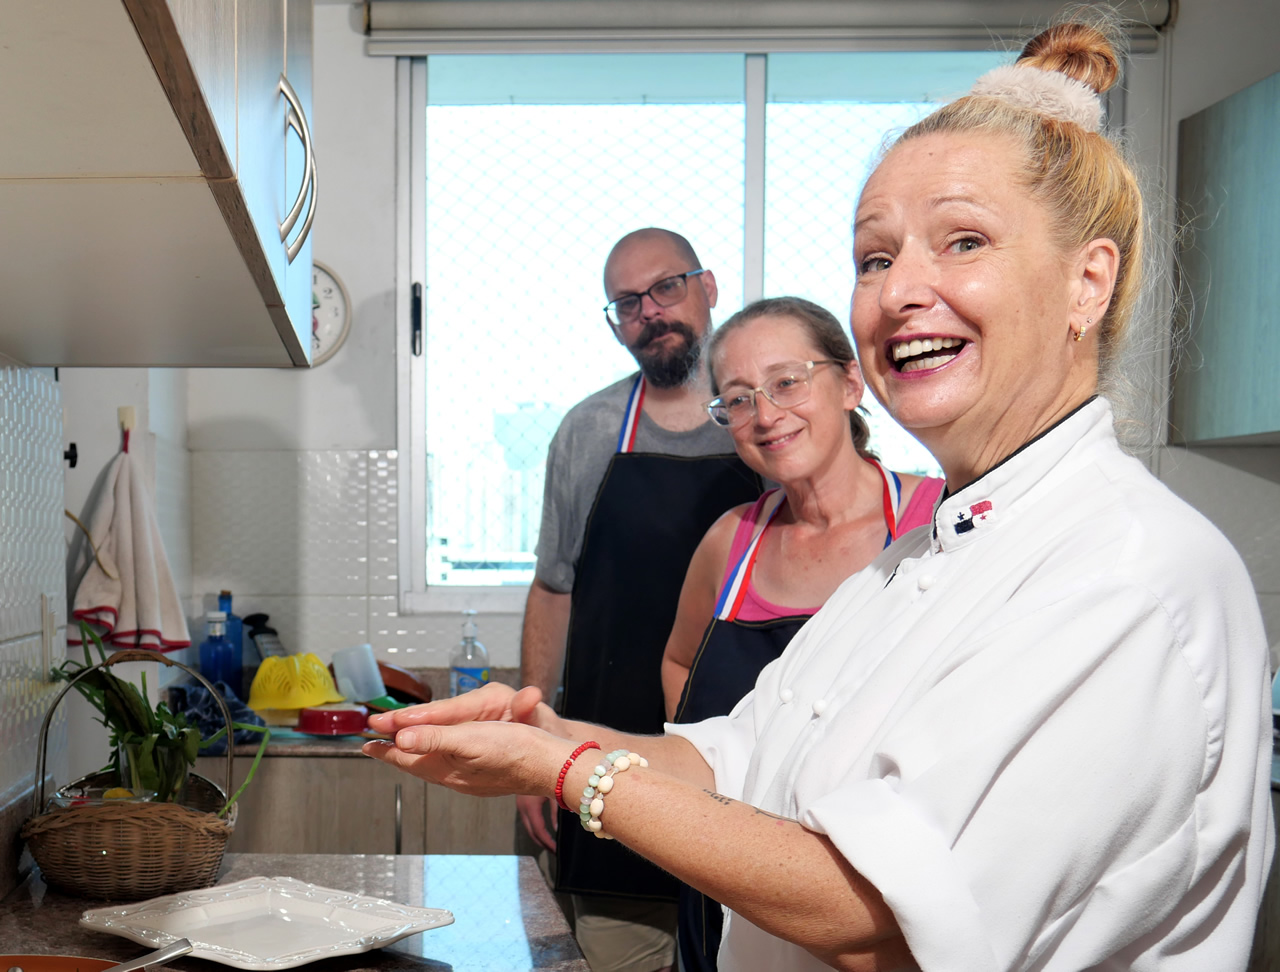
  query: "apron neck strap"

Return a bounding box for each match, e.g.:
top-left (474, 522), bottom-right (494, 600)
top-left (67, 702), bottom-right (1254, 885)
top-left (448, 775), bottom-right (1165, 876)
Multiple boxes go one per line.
top-left (864, 456), bottom-right (903, 547)
top-left (713, 489), bottom-right (786, 621)
top-left (616, 375), bottom-right (647, 454)
top-left (713, 459), bottom-right (905, 623)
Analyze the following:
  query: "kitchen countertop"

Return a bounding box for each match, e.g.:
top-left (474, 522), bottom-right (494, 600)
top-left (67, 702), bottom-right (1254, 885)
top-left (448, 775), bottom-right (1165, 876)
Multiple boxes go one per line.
top-left (220, 730), bottom-right (375, 757)
top-left (0, 854), bottom-right (587, 971)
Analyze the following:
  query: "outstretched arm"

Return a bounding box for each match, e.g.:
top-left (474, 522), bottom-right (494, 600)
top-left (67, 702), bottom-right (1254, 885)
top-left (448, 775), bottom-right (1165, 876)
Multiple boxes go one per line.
top-left (363, 709), bottom-right (907, 971)
top-left (368, 682), bottom-right (716, 788)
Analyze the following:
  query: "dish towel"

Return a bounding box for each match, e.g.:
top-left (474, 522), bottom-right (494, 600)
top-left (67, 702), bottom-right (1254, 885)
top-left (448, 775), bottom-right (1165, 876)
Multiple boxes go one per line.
top-left (69, 448), bottom-right (191, 651)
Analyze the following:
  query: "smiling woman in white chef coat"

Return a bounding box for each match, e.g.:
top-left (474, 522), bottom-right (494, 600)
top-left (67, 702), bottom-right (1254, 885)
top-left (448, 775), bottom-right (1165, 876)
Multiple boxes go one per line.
top-left (364, 16), bottom-right (1274, 972)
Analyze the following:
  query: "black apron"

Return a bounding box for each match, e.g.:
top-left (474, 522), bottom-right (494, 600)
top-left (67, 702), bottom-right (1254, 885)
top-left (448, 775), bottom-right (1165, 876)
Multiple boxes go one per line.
top-left (556, 377), bottom-right (762, 901)
top-left (673, 472), bottom-right (904, 971)
top-left (674, 611), bottom-right (807, 972)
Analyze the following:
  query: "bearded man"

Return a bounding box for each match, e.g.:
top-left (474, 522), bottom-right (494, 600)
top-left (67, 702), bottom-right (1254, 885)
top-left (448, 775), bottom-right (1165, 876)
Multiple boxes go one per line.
top-left (517, 228), bottom-right (762, 972)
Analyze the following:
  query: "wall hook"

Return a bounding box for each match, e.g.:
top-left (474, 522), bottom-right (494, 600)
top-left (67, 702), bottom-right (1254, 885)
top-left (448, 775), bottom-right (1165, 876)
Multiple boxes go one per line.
top-left (63, 442), bottom-right (77, 468)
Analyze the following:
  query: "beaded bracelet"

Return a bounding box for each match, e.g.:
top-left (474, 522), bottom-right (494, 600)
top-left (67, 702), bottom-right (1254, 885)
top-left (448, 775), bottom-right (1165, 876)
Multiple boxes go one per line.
top-left (555, 741), bottom-right (601, 811)
top-left (578, 749), bottom-right (649, 839)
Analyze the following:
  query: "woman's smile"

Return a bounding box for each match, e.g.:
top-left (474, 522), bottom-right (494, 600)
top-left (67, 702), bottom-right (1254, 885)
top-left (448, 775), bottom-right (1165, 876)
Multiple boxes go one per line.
top-left (756, 427), bottom-right (803, 450)
top-left (888, 336), bottom-right (967, 374)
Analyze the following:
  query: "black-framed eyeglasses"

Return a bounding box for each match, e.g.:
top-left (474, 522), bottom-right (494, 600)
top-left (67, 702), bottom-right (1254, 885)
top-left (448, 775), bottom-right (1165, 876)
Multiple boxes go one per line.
top-left (603, 269), bottom-right (708, 328)
top-left (706, 360), bottom-right (842, 428)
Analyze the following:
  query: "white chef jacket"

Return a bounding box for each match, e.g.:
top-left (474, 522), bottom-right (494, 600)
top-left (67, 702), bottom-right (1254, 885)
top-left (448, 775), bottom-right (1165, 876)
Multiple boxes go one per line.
top-left (668, 398), bottom-right (1273, 972)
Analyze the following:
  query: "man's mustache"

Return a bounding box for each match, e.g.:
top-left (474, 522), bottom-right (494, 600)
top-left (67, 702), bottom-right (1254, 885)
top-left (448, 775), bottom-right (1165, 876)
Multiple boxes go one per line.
top-left (635, 320), bottom-right (694, 350)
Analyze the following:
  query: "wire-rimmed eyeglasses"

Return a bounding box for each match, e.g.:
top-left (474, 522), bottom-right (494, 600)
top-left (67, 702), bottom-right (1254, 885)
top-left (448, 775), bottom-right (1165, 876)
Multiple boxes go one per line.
top-left (603, 269), bottom-right (708, 328)
top-left (706, 360), bottom-right (842, 428)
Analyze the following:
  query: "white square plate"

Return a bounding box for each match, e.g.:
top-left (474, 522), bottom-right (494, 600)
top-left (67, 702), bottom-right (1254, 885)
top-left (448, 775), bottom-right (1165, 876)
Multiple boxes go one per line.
top-left (79, 876), bottom-right (454, 969)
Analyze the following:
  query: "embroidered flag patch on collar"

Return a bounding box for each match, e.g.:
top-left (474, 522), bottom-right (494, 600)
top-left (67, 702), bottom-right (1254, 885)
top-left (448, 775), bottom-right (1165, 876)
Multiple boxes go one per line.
top-left (954, 499), bottom-right (994, 535)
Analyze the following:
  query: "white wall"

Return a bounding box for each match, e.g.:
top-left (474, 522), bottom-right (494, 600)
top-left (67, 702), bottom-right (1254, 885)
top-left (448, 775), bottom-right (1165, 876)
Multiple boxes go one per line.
top-left (1165, 0), bottom-right (1280, 118)
top-left (59, 366), bottom-right (193, 780)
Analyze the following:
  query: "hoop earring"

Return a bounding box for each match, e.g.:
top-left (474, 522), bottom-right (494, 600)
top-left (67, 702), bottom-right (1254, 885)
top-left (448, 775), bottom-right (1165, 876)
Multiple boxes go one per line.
top-left (1074, 317), bottom-right (1092, 343)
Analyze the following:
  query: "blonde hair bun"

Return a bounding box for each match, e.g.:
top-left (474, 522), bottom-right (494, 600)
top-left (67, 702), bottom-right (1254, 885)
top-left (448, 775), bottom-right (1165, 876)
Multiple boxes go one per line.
top-left (1018, 21), bottom-right (1122, 95)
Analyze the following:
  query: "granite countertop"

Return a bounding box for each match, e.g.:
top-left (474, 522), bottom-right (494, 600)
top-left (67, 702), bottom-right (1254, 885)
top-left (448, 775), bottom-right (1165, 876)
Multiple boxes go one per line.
top-left (0, 854), bottom-right (587, 971)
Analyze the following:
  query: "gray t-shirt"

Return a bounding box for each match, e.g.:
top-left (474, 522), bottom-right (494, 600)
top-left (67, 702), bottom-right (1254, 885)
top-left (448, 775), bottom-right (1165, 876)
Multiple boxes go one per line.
top-left (534, 372), bottom-right (740, 592)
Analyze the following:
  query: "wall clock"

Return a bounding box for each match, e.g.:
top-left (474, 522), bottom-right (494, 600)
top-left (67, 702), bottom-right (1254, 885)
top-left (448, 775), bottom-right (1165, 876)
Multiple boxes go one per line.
top-left (311, 261), bottom-right (351, 365)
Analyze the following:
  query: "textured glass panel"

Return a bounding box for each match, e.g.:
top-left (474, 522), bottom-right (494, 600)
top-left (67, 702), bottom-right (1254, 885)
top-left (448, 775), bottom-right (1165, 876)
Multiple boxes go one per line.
top-left (424, 55), bottom-right (745, 587)
top-left (764, 100), bottom-right (940, 476)
top-left (763, 52), bottom-right (1006, 477)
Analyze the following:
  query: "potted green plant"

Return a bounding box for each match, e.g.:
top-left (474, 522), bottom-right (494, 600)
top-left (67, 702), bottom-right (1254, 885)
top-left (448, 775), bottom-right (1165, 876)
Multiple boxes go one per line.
top-left (53, 623), bottom-right (268, 816)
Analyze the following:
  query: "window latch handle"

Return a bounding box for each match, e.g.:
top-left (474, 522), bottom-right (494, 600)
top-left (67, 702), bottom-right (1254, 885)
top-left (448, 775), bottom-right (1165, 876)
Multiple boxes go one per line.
top-left (411, 282), bottom-right (423, 357)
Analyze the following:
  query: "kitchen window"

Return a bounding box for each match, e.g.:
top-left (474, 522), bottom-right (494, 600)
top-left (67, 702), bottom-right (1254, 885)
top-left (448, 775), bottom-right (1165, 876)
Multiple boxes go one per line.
top-left (395, 48), bottom-right (1011, 608)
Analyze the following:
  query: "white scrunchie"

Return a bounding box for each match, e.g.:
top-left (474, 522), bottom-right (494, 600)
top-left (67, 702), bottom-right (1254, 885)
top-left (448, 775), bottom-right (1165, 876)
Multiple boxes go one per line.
top-left (970, 64), bottom-right (1103, 133)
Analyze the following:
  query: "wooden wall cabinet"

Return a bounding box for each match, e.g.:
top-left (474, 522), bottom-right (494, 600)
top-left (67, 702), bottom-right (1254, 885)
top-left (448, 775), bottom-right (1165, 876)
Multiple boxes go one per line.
top-left (195, 755), bottom-right (516, 856)
top-left (1172, 69), bottom-right (1280, 444)
top-left (0, 0), bottom-right (315, 367)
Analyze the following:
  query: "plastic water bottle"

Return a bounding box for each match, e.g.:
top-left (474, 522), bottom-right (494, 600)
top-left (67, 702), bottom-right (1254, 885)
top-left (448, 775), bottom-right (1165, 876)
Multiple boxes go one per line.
top-left (199, 611), bottom-right (241, 696)
top-left (450, 610), bottom-right (490, 696)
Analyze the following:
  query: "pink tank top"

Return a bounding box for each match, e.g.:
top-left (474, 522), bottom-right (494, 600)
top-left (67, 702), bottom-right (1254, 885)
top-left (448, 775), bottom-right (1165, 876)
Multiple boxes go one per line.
top-left (722, 475), bottom-right (945, 622)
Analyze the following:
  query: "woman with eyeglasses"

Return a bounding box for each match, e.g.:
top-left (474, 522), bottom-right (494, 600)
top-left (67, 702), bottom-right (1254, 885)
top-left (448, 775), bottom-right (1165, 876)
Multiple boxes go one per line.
top-left (664, 297), bottom-right (944, 726)
top-left (660, 296), bottom-right (943, 970)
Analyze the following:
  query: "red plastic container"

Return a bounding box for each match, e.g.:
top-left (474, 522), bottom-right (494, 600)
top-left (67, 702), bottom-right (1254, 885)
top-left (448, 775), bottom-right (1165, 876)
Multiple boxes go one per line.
top-left (296, 703), bottom-right (369, 735)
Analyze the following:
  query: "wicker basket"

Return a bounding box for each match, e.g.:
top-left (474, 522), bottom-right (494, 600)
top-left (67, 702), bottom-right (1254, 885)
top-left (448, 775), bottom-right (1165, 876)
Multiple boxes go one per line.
top-left (21, 650), bottom-right (238, 900)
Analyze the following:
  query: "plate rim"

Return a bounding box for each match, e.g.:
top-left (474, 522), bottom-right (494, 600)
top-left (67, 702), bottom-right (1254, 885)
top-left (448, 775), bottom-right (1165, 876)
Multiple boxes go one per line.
top-left (78, 875), bottom-right (454, 970)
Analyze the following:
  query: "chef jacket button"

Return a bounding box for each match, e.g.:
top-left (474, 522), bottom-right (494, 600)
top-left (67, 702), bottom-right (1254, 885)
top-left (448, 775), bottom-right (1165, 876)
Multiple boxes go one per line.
top-left (780, 689), bottom-right (794, 703)
top-left (918, 574), bottom-right (936, 590)
top-left (812, 699), bottom-right (827, 716)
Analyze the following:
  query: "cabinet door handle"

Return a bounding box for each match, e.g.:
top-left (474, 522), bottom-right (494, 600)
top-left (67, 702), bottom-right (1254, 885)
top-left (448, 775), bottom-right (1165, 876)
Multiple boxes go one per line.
top-left (286, 138), bottom-right (317, 264)
top-left (279, 74), bottom-right (317, 263)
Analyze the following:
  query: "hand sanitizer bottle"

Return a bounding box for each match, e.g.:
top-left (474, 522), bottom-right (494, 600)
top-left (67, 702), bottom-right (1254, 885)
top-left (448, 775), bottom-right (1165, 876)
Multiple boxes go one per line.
top-left (450, 610), bottom-right (490, 696)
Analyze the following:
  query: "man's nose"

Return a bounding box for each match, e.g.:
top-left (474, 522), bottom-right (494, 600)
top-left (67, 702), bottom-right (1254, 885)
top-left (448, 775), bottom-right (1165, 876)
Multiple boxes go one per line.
top-left (638, 292), bottom-right (667, 321)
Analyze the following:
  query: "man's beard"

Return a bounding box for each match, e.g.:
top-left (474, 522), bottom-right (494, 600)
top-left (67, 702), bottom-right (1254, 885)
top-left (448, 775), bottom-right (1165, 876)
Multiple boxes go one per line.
top-left (631, 319), bottom-right (704, 389)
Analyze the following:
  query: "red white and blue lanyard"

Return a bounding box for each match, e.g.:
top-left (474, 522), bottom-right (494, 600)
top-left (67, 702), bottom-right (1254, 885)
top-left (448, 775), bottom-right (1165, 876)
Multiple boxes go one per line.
top-left (712, 457), bottom-right (903, 622)
top-left (616, 375), bottom-right (647, 454)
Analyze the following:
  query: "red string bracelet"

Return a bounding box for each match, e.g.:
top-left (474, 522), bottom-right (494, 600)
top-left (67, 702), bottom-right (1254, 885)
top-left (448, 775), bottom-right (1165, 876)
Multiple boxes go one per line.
top-left (555, 741), bottom-right (601, 810)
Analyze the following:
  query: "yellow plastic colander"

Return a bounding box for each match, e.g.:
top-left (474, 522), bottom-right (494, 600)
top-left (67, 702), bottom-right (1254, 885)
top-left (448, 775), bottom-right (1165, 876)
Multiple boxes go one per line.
top-left (247, 653), bottom-right (345, 711)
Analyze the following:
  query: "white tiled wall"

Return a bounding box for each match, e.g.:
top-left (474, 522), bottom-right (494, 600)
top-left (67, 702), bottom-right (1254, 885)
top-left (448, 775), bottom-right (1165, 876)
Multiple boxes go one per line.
top-left (152, 433), bottom-right (193, 606)
top-left (191, 449), bottom-right (509, 666)
top-left (193, 450), bottom-right (369, 597)
top-left (0, 361), bottom-right (68, 895)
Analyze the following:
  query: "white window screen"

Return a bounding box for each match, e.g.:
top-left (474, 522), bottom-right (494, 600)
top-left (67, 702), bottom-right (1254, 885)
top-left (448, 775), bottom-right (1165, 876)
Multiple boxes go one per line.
top-left (415, 50), bottom-right (1007, 588)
